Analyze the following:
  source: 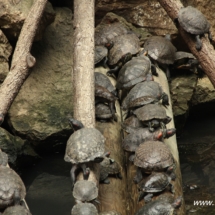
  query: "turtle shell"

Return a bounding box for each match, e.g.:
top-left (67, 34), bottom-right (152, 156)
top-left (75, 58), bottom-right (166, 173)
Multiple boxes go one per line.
top-left (134, 141), bottom-right (174, 171)
top-left (122, 128), bottom-right (163, 152)
top-left (0, 166), bottom-right (26, 209)
top-left (95, 46), bottom-right (108, 64)
top-left (94, 72), bottom-right (116, 95)
top-left (178, 6), bottom-right (210, 35)
top-left (95, 22), bottom-right (130, 46)
top-left (108, 33), bottom-right (140, 66)
top-left (73, 180), bottom-right (98, 202)
top-left (0, 151), bottom-right (8, 166)
top-left (100, 157), bottom-right (121, 175)
top-left (3, 205), bottom-right (32, 215)
top-left (95, 103), bottom-right (112, 120)
top-left (122, 115), bottom-right (143, 134)
top-left (174, 51), bottom-right (195, 61)
top-left (122, 82), bottom-right (164, 111)
top-left (138, 172), bottom-right (170, 193)
top-left (144, 36), bottom-right (176, 64)
top-left (99, 211), bottom-right (121, 215)
top-left (64, 128), bottom-right (105, 164)
top-left (116, 56), bottom-right (151, 90)
top-left (71, 203), bottom-right (98, 215)
top-left (133, 104), bottom-right (167, 122)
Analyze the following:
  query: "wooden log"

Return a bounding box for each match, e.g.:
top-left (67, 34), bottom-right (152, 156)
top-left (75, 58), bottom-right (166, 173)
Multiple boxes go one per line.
top-left (126, 68), bottom-right (185, 215)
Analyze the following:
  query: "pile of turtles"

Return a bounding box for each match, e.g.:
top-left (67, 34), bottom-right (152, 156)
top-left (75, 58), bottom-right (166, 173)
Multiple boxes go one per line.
top-left (0, 151), bottom-right (32, 215)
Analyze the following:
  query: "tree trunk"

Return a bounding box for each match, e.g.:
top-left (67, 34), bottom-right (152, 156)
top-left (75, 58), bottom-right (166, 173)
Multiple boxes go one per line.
top-left (126, 68), bottom-right (185, 215)
top-left (158, 0), bottom-right (215, 88)
top-left (0, 0), bottom-right (48, 125)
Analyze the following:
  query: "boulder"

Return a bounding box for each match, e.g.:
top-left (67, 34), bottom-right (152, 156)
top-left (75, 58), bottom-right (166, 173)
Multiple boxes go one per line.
top-left (8, 8), bottom-right (73, 147)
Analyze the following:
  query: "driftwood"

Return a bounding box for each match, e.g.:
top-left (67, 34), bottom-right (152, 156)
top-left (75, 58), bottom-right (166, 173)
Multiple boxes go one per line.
top-left (0, 0), bottom-right (48, 125)
top-left (126, 68), bottom-right (185, 215)
top-left (158, 0), bottom-right (215, 87)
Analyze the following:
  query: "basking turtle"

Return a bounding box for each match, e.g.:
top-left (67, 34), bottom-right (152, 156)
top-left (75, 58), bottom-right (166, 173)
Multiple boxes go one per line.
top-left (95, 103), bottom-right (115, 122)
top-left (71, 203), bottom-right (98, 215)
top-left (95, 72), bottom-right (117, 96)
top-left (0, 166), bottom-right (26, 209)
top-left (99, 211), bottom-right (121, 215)
top-left (116, 55), bottom-right (155, 90)
top-left (3, 205), bottom-right (32, 215)
top-left (133, 103), bottom-right (171, 132)
top-left (99, 157), bottom-right (122, 184)
top-left (73, 180), bottom-right (98, 204)
top-left (0, 151), bottom-right (8, 166)
top-left (138, 172), bottom-right (174, 203)
top-left (143, 36), bottom-right (177, 79)
top-left (107, 33), bottom-right (140, 77)
top-left (121, 81), bottom-right (169, 112)
top-left (95, 22), bottom-right (130, 46)
top-left (177, 6), bottom-right (212, 51)
top-left (64, 118), bottom-right (109, 186)
top-left (122, 128), bottom-right (176, 161)
top-left (134, 196), bottom-right (182, 215)
top-left (121, 115), bottom-right (143, 134)
top-left (133, 141), bottom-right (175, 183)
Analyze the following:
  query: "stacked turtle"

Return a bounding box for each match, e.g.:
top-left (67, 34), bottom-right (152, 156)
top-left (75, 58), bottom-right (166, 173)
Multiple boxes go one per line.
top-left (0, 151), bottom-right (31, 214)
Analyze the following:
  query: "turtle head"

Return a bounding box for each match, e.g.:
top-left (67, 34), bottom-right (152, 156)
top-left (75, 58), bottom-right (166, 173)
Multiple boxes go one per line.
top-left (162, 92), bottom-right (169, 107)
top-left (172, 196), bottom-right (183, 209)
top-left (0, 114), bottom-right (4, 126)
top-left (109, 158), bottom-right (115, 164)
top-left (121, 53), bottom-right (132, 64)
top-left (68, 118), bottom-right (84, 131)
top-left (165, 128), bottom-right (176, 138)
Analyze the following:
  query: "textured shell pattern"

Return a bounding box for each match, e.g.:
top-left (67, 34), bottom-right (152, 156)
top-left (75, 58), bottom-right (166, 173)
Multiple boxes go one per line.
top-left (3, 205), bottom-right (32, 215)
top-left (174, 51), bottom-right (195, 61)
top-left (108, 33), bottom-right (140, 65)
top-left (121, 115), bottom-right (143, 134)
top-left (71, 203), bottom-right (98, 215)
top-left (64, 128), bottom-right (105, 164)
top-left (95, 46), bottom-right (108, 64)
top-left (73, 180), bottom-right (98, 202)
top-left (178, 6), bottom-right (210, 35)
top-left (134, 141), bottom-right (173, 170)
top-left (100, 157), bottom-right (121, 175)
top-left (133, 103), bottom-right (167, 122)
top-left (95, 103), bottom-right (112, 119)
top-left (0, 166), bottom-right (26, 209)
top-left (116, 56), bottom-right (151, 90)
top-left (0, 151), bottom-right (8, 166)
top-left (144, 36), bottom-right (176, 64)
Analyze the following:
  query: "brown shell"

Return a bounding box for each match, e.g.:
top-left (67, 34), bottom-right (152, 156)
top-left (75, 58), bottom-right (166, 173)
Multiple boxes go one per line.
top-left (134, 141), bottom-right (174, 171)
top-left (95, 84), bottom-right (117, 102)
top-left (71, 203), bottom-right (98, 215)
top-left (108, 33), bottom-right (140, 66)
top-left (144, 36), bottom-right (176, 64)
top-left (133, 103), bottom-right (167, 122)
top-left (0, 166), bottom-right (26, 209)
top-left (3, 205), bottom-right (32, 215)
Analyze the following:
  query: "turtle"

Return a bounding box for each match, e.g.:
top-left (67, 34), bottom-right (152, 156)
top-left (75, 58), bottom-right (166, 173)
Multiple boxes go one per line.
top-left (95, 103), bottom-right (115, 122)
top-left (95, 84), bottom-right (118, 121)
top-left (121, 115), bottom-right (143, 134)
top-left (121, 82), bottom-right (169, 112)
top-left (73, 180), bottom-right (98, 204)
top-left (2, 205), bottom-right (32, 215)
top-left (133, 141), bottom-right (175, 184)
top-left (95, 22), bottom-right (130, 46)
top-left (177, 6), bottom-right (212, 51)
top-left (99, 157), bottom-right (122, 184)
top-left (133, 103), bottom-right (171, 132)
top-left (143, 36), bottom-right (177, 80)
top-left (173, 51), bottom-right (204, 77)
top-left (64, 118), bottom-right (110, 186)
top-left (0, 166), bottom-right (26, 209)
top-left (107, 33), bottom-right (140, 77)
top-left (122, 128), bottom-right (176, 162)
top-left (138, 172), bottom-right (174, 203)
top-left (94, 72), bottom-right (117, 96)
top-left (134, 196), bottom-right (182, 215)
top-left (99, 211), bottom-right (121, 215)
top-left (116, 55), bottom-right (155, 90)
top-left (71, 203), bottom-right (98, 215)
top-left (0, 151), bottom-right (8, 166)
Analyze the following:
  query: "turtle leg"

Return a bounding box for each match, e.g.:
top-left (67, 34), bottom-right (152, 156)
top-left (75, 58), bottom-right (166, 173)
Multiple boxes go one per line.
top-left (161, 92), bottom-right (169, 107)
top-left (195, 35), bottom-right (202, 51)
top-left (208, 30), bottom-right (213, 42)
top-left (133, 168), bottom-right (143, 184)
top-left (102, 177), bottom-right (110, 184)
top-left (106, 66), bottom-right (119, 78)
top-left (129, 154), bottom-right (135, 162)
top-left (138, 191), bottom-right (145, 202)
top-left (160, 121), bottom-right (167, 131)
top-left (167, 166), bottom-right (176, 181)
top-left (165, 66), bottom-right (171, 82)
top-left (109, 101), bottom-right (117, 122)
top-left (117, 172), bottom-right (122, 179)
top-left (144, 193), bottom-right (154, 203)
top-left (70, 165), bottom-right (78, 186)
top-left (102, 56), bottom-right (108, 68)
top-left (169, 183), bottom-right (175, 194)
top-left (80, 163), bottom-right (90, 180)
top-left (151, 64), bottom-right (158, 76)
top-left (148, 121), bottom-right (155, 132)
top-left (14, 189), bottom-right (21, 205)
